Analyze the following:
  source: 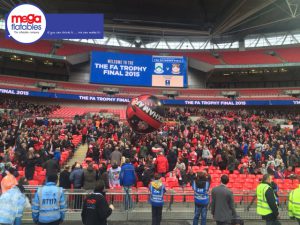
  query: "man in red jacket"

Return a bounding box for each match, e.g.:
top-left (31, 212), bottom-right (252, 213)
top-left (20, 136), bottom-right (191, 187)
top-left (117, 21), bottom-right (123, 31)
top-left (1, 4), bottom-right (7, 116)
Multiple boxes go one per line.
top-left (155, 151), bottom-right (169, 177)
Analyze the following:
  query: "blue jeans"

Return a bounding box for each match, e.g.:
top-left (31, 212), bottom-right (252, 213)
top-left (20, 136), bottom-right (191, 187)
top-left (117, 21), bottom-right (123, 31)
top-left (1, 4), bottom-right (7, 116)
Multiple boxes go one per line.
top-left (124, 186), bottom-right (133, 210)
top-left (14, 217), bottom-right (22, 225)
top-left (193, 204), bottom-right (207, 225)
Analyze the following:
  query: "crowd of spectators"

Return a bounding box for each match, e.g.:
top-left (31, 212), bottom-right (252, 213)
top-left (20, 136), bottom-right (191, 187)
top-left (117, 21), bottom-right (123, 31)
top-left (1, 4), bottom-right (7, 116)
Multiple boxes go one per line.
top-left (0, 99), bottom-right (81, 187)
top-left (1, 97), bottom-right (300, 191)
top-left (82, 107), bottom-right (300, 189)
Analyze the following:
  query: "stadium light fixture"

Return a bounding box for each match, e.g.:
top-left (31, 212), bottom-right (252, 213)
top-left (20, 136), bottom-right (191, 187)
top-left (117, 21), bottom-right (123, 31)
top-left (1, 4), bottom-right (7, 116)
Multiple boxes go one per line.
top-left (221, 91), bottom-right (239, 100)
top-left (10, 55), bottom-right (21, 61)
top-left (36, 82), bottom-right (57, 92)
top-left (283, 90), bottom-right (300, 98)
top-left (43, 60), bottom-right (53, 66)
top-left (103, 87), bottom-right (120, 96)
top-left (162, 91), bottom-right (179, 99)
top-left (134, 39), bottom-right (142, 48)
top-left (24, 57), bottom-right (34, 63)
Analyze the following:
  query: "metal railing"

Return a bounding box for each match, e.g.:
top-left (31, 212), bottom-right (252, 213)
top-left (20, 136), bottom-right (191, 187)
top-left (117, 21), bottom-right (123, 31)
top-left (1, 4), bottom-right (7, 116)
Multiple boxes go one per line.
top-left (21, 186), bottom-right (292, 222)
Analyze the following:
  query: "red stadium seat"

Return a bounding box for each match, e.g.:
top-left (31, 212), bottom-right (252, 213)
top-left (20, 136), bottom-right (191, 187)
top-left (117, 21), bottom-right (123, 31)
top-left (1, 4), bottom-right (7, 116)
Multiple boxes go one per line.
top-left (173, 187), bottom-right (184, 202)
top-left (137, 187), bottom-right (149, 203)
top-left (28, 180), bottom-right (39, 186)
top-left (136, 181), bottom-right (144, 188)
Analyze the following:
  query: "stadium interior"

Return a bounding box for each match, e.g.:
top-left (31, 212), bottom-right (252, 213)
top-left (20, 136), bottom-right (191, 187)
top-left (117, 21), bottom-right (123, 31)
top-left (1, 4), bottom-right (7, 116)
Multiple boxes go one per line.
top-left (1, 0), bottom-right (300, 224)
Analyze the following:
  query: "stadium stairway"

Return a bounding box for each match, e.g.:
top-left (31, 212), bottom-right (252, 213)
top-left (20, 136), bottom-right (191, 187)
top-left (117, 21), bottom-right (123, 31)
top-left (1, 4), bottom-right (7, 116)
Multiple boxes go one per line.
top-left (67, 143), bottom-right (88, 167)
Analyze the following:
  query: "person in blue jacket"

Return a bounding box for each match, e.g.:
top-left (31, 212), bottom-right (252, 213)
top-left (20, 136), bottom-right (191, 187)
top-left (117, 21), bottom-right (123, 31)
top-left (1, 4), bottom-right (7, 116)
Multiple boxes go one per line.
top-left (0, 184), bottom-right (30, 225)
top-left (192, 171), bottom-right (210, 225)
top-left (120, 158), bottom-right (136, 210)
top-left (149, 173), bottom-right (166, 225)
top-left (32, 174), bottom-right (66, 225)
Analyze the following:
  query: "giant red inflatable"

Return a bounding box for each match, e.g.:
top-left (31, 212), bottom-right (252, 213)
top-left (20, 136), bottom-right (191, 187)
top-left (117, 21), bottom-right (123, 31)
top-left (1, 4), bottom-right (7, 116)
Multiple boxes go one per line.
top-left (126, 95), bottom-right (164, 134)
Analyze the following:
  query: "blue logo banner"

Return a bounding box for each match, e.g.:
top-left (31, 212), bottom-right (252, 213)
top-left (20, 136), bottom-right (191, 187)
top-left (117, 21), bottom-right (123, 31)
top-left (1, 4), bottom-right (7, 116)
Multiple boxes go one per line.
top-left (90, 51), bottom-right (188, 88)
top-left (6, 9), bottom-right (104, 41)
top-left (43, 14), bottom-right (104, 39)
top-left (0, 87), bottom-right (300, 106)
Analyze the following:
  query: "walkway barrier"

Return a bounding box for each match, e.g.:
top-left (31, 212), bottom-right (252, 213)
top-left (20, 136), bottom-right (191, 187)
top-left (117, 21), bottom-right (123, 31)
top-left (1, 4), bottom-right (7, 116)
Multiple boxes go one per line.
top-left (21, 186), bottom-right (291, 222)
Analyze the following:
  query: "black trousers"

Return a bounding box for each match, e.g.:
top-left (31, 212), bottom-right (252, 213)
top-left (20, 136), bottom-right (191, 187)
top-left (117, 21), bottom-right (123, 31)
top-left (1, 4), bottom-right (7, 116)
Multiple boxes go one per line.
top-left (216, 221), bottom-right (231, 225)
top-left (266, 220), bottom-right (281, 225)
top-left (38, 220), bottom-right (60, 225)
top-left (152, 206), bottom-right (163, 225)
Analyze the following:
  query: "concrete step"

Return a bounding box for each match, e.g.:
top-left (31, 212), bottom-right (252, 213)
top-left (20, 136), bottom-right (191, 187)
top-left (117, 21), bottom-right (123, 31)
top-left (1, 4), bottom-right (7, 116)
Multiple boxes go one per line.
top-left (67, 143), bottom-right (88, 166)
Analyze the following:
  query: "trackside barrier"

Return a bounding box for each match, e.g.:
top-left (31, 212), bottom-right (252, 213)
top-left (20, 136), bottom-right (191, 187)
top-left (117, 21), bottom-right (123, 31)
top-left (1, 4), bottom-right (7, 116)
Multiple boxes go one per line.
top-left (21, 186), bottom-right (291, 221)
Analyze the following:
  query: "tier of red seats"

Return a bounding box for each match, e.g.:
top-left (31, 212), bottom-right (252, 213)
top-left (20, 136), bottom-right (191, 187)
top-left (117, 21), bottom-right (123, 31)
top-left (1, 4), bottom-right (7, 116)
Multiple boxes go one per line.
top-left (276, 47), bottom-right (300, 63)
top-left (185, 52), bottom-right (221, 65)
top-left (49, 107), bottom-right (126, 120)
top-left (221, 50), bottom-right (281, 65)
top-left (0, 75), bottom-right (37, 86)
top-left (0, 35), bottom-right (52, 54)
top-left (2, 75), bottom-right (299, 99)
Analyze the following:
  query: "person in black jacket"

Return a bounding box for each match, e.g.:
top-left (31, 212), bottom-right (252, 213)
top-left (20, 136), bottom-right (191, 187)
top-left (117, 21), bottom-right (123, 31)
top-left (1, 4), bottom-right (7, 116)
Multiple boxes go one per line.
top-left (43, 155), bottom-right (60, 177)
top-left (25, 148), bottom-right (37, 180)
top-left (167, 147), bottom-right (178, 171)
top-left (81, 180), bottom-right (114, 225)
top-left (59, 165), bottom-right (71, 189)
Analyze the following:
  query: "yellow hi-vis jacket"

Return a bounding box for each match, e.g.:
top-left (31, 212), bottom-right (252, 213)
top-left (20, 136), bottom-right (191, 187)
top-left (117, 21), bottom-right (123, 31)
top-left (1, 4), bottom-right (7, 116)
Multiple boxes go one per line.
top-left (289, 185), bottom-right (300, 219)
top-left (256, 183), bottom-right (276, 216)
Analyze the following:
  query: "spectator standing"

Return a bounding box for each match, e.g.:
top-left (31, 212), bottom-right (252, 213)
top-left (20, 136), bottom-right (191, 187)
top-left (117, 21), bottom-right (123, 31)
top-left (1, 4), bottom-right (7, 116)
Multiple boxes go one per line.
top-left (83, 162), bottom-right (97, 191)
top-left (1, 167), bottom-right (18, 193)
top-left (81, 125), bottom-right (88, 144)
top-left (25, 147), bottom-right (36, 180)
top-left (43, 156), bottom-right (60, 178)
top-left (155, 151), bottom-right (169, 177)
top-left (239, 163), bottom-right (250, 174)
top-left (284, 166), bottom-right (296, 179)
top-left (32, 174), bottom-right (66, 225)
top-left (287, 151), bottom-right (297, 169)
top-left (202, 146), bottom-right (212, 165)
top-left (0, 184), bottom-right (30, 225)
top-left (167, 147), bottom-right (178, 172)
top-left (98, 163), bottom-right (110, 189)
top-left (70, 162), bottom-right (84, 209)
top-left (149, 173), bottom-right (166, 225)
top-left (175, 158), bottom-right (187, 186)
top-left (192, 172), bottom-right (210, 225)
top-left (260, 164), bottom-right (268, 175)
top-left (70, 162), bottom-right (84, 189)
top-left (81, 180), bottom-right (114, 225)
top-left (256, 174), bottom-right (280, 225)
top-left (59, 165), bottom-right (71, 189)
top-left (120, 158), bottom-right (136, 210)
top-left (110, 147), bottom-right (122, 166)
top-left (108, 162), bottom-right (121, 188)
top-left (211, 175), bottom-right (237, 225)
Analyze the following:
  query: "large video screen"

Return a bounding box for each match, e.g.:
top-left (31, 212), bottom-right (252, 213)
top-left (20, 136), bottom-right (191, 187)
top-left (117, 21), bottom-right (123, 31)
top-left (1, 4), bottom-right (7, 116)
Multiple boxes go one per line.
top-left (90, 51), bottom-right (187, 87)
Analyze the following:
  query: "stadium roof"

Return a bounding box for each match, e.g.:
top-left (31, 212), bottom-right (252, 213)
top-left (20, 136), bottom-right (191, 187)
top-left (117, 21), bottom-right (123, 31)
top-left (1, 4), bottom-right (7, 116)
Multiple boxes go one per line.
top-left (0, 0), bottom-right (300, 50)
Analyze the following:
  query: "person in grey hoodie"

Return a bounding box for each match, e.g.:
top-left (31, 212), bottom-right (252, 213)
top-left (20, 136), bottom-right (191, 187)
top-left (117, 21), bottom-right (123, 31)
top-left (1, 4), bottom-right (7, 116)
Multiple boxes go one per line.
top-left (70, 162), bottom-right (84, 209)
top-left (83, 162), bottom-right (97, 191)
top-left (110, 147), bottom-right (122, 166)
